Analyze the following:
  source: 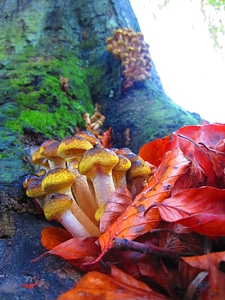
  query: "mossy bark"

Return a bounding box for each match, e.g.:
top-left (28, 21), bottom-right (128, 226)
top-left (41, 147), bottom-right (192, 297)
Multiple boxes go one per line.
top-left (0, 0), bottom-right (201, 157)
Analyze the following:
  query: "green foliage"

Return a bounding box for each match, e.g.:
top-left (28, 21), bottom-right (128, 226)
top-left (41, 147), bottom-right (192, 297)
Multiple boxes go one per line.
top-left (201, 0), bottom-right (225, 50)
top-left (6, 105), bottom-right (84, 139)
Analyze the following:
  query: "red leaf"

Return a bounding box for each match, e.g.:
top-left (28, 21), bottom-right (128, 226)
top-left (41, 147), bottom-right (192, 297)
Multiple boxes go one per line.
top-left (57, 265), bottom-right (169, 300)
top-left (172, 159), bottom-right (206, 194)
top-left (157, 186), bottom-right (225, 236)
top-left (174, 123), bottom-right (225, 150)
top-left (182, 251), bottom-right (225, 299)
top-left (48, 236), bottom-right (99, 261)
top-left (173, 134), bottom-right (217, 186)
top-left (171, 124), bottom-right (225, 187)
top-left (101, 127), bottom-right (112, 148)
top-left (22, 283), bottom-right (38, 289)
top-left (139, 134), bottom-right (171, 167)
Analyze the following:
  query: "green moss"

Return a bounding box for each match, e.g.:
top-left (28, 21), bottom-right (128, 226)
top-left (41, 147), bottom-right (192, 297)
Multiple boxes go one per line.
top-left (5, 101), bottom-right (87, 140)
top-left (2, 49), bottom-right (95, 139)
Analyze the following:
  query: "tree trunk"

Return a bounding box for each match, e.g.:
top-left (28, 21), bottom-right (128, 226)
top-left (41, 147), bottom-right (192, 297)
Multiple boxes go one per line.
top-left (0, 0), bottom-right (201, 298)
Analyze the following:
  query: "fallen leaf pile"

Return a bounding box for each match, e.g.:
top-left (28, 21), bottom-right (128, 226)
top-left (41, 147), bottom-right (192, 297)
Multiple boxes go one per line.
top-left (25, 123), bottom-right (225, 299)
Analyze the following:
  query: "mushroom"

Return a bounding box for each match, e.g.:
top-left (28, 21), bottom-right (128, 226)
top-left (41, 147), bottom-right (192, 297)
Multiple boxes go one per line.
top-left (78, 147), bottom-right (119, 209)
top-left (23, 174), bottom-right (39, 189)
top-left (41, 167), bottom-right (76, 197)
top-left (43, 193), bottom-right (91, 237)
top-left (57, 136), bottom-right (93, 166)
top-left (30, 148), bottom-right (49, 175)
top-left (57, 136), bottom-right (98, 224)
top-left (126, 154), bottom-right (152, 199)
top-left (106, 28), bottom-right (151, 89)
top-left (75, 130), bottom-right (102, 147)
top-left (112, 154), bottom-right (131, 188)
top-left (41, 141), bottom-right (66, 169)
top-left (42, 168), bottom-right (100, 236)
top-left (39, 139), bottom-right (59, 154)
top-left (116, 147), bottom-right (133, 156)
top-left (25, 176), bottom-right (47, 209)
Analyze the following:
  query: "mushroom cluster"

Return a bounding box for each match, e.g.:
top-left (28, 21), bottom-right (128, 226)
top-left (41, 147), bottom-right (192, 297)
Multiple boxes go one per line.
top-left (106, 28), bottom-right (151, 89)
top-left (83, 103), bottom-right (105, 141)
top-left (24, 131), bottom-right (153, 237)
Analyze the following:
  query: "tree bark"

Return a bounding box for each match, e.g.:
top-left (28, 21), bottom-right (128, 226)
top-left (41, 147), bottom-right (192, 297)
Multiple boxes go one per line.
top-left (0, 0), bottom-right (201, 154)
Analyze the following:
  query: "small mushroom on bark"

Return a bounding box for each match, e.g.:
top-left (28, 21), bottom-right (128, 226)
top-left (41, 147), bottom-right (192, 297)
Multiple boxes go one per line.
top-left (75, 131), bottom-right (102, 147)
top-left (57, 136), bottom-right (98, 224)
top-left (112, 154), bottom-right (131, 188)
top-left (41, 141), bottom-right (66, 169)
top-left (78, 147), bottom-right (119, 209)
top-left (44, 193), bottom-right (91, 237)
top-left (126, 155), bottom-right (152, 199)
top-left (25, 177), bottom-right (47, 209)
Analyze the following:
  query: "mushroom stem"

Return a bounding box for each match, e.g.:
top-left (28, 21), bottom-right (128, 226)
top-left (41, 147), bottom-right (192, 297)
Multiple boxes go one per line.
top-left (92, 171), bottom-right (115, 207)
top-left (44, 193), bottom-right (92, 238)
top-left (58, 209), bottom-right (91, 238)
top-left (70, 166), bottom-right (99, 225)
top-left (70, 198), bottom-right (101, 237)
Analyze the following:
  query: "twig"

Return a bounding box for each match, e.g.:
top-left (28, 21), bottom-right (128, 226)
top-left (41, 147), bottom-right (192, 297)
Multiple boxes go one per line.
top-left (112, 238), bottom-right (192, 263)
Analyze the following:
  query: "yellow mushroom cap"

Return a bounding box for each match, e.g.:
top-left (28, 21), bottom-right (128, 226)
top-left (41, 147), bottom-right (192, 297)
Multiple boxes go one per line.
top-left (116, 147), bottom-right (133, 156)
top-left (106, 37), bottom-right (114, 44)
top-left (78, 147), bottom-right (119, 178)
top-left (44, 193), bottom-right (73, 221)
top-left (39, 139), bottom-right (58, 155)
top-left (23, 174), bottom-right (39, 189)
top-left (75, 131), bottom-right (101, 146)
top-left (41, 141), bottom-right (60, 159)
top-left (31, 148), bottom-right (45, 165)
top-left (57, 136), bottom-right (93, 160)
top-left (127, 159), bottom-right (151, 181)
top-left (26, 177), bottom-right (47, 198)
top-left (42, 168), bottom-right (75, 194)
top-left (113, 154), bottom-right (131, 173)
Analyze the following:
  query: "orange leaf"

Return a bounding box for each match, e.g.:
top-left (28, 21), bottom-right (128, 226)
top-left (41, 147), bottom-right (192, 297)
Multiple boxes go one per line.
top-left (57, 265), bottom-right (169, 300)
top-left (97, 148), bottom-right (191, 260)
top-left (41, 226), bottom-right (72, 250)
